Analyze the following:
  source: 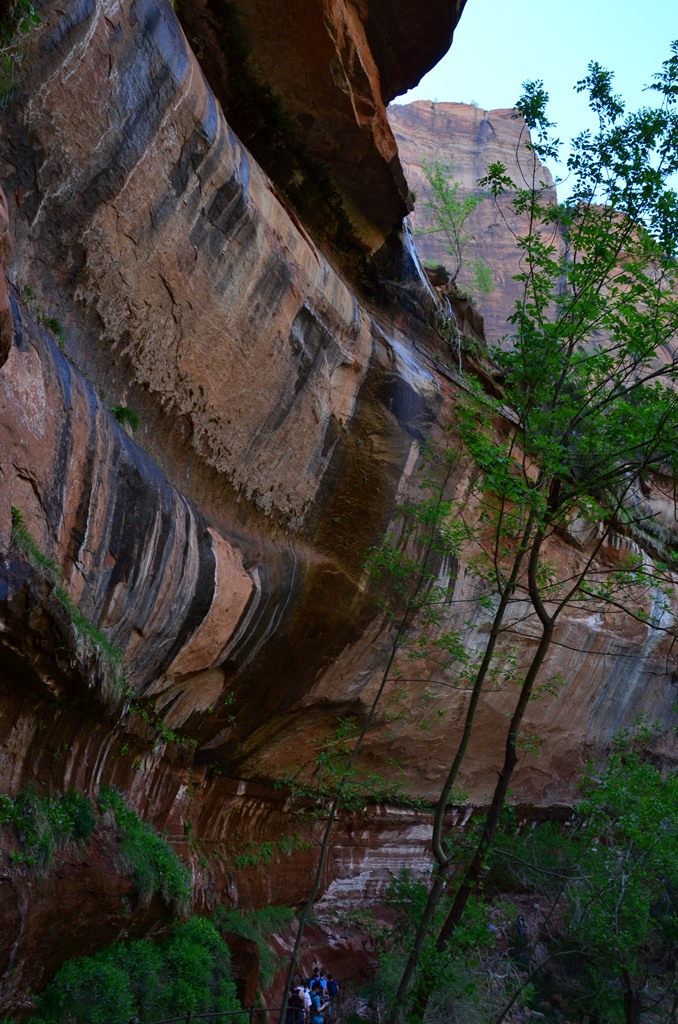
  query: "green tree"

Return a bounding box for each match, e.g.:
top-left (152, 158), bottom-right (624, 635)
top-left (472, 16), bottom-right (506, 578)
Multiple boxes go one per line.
top-left (563, 742), bottom-right (677, 1023)
top-left (27, 916), bottom-right (242, 1024)
top-left (489, 730), bottom-right (678, 1024)
top-left (418, 160), bottom-right (492, 302)
top-left (370, 867), bottom-right (506, 1024)
top-left (353, 735), bottom-right (677, 1024)
top-left (388, 43), bottom-right (678, 1024)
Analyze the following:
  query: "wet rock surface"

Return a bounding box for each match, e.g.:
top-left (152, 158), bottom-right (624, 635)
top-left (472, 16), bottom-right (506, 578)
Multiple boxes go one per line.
top-left (0, 0), bottom-right (676, 1010)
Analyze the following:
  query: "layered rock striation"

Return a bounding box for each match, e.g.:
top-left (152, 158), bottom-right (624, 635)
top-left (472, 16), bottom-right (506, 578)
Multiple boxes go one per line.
top-left (0, 0), bottom-right (676, 1011)
top-left (174, 0), bottom-right (467, 265)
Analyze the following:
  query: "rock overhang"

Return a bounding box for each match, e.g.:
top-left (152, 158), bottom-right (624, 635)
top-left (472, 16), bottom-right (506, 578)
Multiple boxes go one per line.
top-left (174, 0), bottom-right (469, 264)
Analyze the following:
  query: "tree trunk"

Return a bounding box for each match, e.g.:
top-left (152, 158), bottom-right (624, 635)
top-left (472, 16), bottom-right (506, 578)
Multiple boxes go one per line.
top-left (386, 567), bottom-right (529, 1024)
top-left (386, 510), bottom-right (540, 1024)
top-left (622, 969), bottom-right (642, 1024)
top-left (280, 475), bottom-right (455, 1024)
top-left (408, 622), bottom-right (555, 1024)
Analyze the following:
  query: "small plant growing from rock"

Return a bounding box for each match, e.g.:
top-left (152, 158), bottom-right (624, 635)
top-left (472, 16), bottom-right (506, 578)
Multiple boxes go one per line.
top-left (21, 283), bottom-right (66, 349)
top-left (0, 788), bottom-right (96, 870)
top-left (110, 405), bottom-right (140, 433)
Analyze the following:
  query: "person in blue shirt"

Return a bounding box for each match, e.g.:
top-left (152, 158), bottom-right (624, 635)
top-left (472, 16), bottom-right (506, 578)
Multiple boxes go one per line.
top-left (310, 981), bottom-right (329, 1024)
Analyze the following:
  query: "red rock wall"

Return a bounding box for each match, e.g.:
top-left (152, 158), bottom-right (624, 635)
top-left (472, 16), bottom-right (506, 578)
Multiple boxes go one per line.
top-left (388, 101), bottom-right (558, 341)
top-left (0, 0), bottom-right (676, 1010)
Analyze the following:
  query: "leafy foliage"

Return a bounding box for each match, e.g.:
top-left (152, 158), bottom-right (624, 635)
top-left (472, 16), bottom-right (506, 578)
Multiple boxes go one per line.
top-left (213, 905), bottom-right (294, 988)
top-left (387, 45), bottom-right (678, 1024)
top-left (21, 284), bottom-right (66, 348)
top-left (26, 916), bottom-right (243, 1024)
top-left (0, 0), bottom-right (39, 104)
top-left (99, 787), bottom-right (191, 914)
top-left (564, 745), bottom-right (677, 1021)
top-left (229, 830), bottom-right (310, 869)
top-left (0, 786), bottom-right (192, 917)
top-left (54, 585), bottom-right (124, 680)
top-left (372, 737), bottom-right (676, 1024)
top-left (369, 869), bottom-right (501, 1024)
top-left (10, 506), bottom-right (61, 579)
top-left (417, 161), bottom-right (494, 303)
top-left (110, 405), bottom-right (140, 433)
top-left (0, 789), bottom-right (95, 869)
top-left (490, 732), bottom-right (678, 1024)
top-left (128, 701), bottom-right (199, 750)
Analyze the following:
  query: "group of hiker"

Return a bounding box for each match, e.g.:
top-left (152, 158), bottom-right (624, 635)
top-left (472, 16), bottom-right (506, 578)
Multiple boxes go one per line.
top-left (286, 967), bottom-right (340, 1024)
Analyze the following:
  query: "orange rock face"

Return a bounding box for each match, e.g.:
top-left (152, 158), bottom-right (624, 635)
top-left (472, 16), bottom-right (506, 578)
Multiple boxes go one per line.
top-left (0, 0), bottom-right (676, 1011)
top-left (388, 101), bottom-right (558, 341)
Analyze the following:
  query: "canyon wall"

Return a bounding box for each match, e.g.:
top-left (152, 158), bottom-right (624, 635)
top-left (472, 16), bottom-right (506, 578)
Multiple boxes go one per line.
top-left (0, 0), bottom-right (676, 1011)
top-left (388, 100), bottom-right (558, 341)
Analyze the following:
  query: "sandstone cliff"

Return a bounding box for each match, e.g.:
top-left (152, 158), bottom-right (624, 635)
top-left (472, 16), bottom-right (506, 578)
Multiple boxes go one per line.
top-left (0, 0), bottom-right (675, 1012)
top-left (388, 100), bottom-right (558, 341)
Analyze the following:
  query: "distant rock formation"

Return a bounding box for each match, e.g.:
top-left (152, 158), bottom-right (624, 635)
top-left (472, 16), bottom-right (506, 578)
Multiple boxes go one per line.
top-left (388, 101), bottom-right (558, 341)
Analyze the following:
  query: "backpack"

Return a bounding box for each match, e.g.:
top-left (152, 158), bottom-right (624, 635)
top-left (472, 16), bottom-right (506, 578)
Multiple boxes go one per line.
top-left (328, 980), bottom-right (338, 998)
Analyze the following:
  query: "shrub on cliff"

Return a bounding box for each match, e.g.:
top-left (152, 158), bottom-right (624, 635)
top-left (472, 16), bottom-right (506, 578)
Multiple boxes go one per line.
top-left (0, 789), bottom-right (95, 869)
top-left (26, 916), bottom-right (243, 1024)
top-left (0, 786), bottom-right (192, 919)
top-left (214, 905), bottom-right (294, 988)
top-left (99, 786), bottom-right (191, 914)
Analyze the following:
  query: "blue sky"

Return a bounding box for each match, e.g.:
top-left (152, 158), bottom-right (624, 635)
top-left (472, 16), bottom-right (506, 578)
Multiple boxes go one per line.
top-left (391, 0), bottom-right (678, 190)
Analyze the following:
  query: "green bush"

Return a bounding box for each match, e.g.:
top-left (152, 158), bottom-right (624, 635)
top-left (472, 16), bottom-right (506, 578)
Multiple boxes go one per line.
top-left (99, 787), bottom-right (191, 913)
top-left (26, 917), bottom-right (243, 1024)
top-left (0, 789), bottom-right (96, 869)
top-left (110, 405), bottom-right (140, 433)
top-left (30, 956), bottom-right (134, 1024)
top-left (213, 904), bottom-right (294, 987)
top-left (0, 0), bottom-right (40, 104)
top-left (160, 916), bottom-right (243, 1014)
